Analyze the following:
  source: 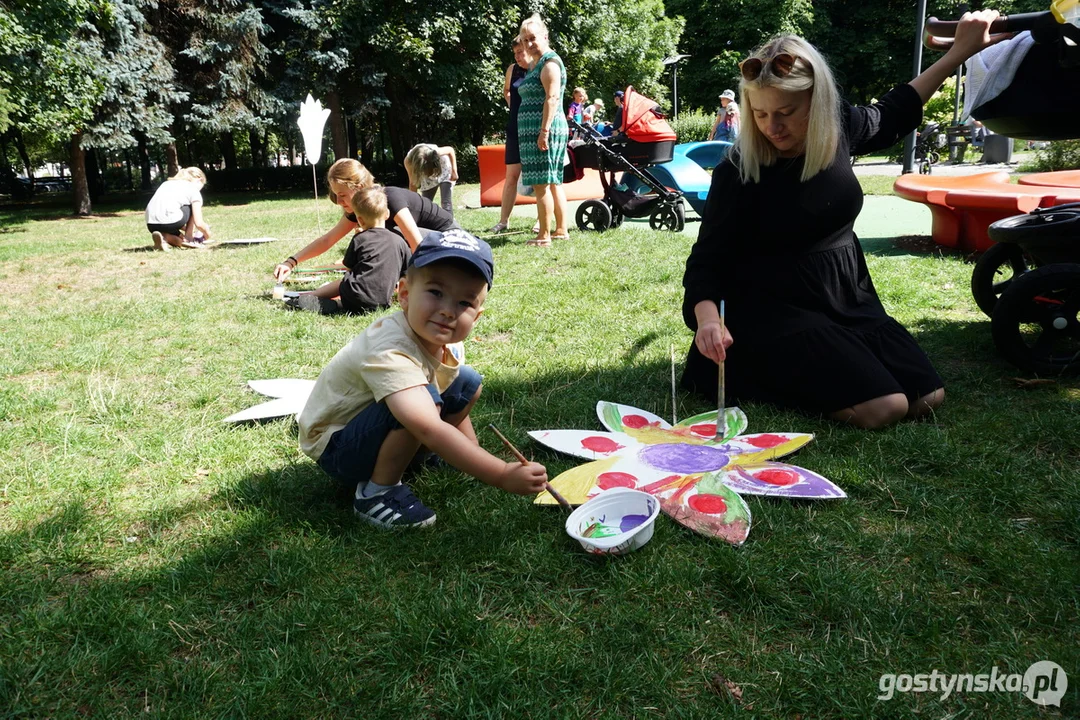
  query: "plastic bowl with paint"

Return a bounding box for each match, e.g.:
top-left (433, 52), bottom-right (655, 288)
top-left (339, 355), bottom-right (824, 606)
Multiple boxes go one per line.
top-left (565, 488), bottom-right (660, 555)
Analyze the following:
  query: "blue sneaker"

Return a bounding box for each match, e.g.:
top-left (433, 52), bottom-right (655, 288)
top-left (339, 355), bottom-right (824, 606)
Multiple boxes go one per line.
top-left (354, 484), bottom-right (436, 528)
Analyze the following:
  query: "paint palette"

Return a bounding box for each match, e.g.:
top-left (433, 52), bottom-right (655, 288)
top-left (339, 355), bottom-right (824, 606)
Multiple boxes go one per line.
top-left (565, 488), bottom-right (660, 555)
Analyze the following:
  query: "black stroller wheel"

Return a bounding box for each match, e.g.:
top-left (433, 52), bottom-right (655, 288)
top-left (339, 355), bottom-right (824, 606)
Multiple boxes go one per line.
top-left (991, 263), bottom-right (1080, 375)
top-left (576, 200), bottom-right (612, 232)
top-left (971, 242), bottom-right (1033, 317)
top-left (649, 204), bottom-right (684, 233)
top-left (919, 160), bottom-right (931, 175)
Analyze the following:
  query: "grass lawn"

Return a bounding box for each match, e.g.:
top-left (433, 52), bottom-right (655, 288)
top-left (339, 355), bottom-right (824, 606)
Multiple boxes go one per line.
top-left (1, 186), bottom-right (1077, 718)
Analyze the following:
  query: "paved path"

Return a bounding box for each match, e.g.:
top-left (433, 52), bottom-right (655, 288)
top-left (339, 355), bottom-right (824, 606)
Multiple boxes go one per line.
top-left (851, 158), bottom-right (1023, 177)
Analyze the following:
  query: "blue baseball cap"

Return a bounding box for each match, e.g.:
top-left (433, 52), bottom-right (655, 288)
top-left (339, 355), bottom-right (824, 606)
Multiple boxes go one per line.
top-left (614, 90), bottom-right (625, 99)
top-left (409, 229), bottom-right (494, 287)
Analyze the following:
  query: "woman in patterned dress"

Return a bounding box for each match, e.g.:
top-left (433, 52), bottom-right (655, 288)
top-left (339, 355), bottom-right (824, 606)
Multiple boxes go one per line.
top-left (517, 14), bottom-right (569, 247)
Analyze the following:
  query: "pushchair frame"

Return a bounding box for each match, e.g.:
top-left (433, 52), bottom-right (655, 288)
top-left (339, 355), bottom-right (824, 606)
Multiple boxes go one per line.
top-left (568, 118), bottom-right (687, 233)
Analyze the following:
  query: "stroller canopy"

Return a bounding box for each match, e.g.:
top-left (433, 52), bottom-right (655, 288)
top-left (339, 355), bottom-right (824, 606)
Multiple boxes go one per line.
top-left (621, 87), bottom-right (677, 143)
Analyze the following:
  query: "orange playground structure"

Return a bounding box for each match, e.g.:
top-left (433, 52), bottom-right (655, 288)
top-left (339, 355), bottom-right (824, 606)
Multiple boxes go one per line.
top-left (477, 145), bottom-right (607, 207)
top-left (893, 170), bottom-right (1080, 252)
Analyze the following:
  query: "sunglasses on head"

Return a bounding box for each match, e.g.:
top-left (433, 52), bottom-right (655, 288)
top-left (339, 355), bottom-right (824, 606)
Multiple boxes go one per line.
top-left (739, 53), bottom-right (800, 82)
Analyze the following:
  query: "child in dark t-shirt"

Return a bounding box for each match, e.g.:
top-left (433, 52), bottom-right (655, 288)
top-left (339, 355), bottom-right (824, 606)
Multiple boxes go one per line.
top-left (289, 185), bottom-right (411, 315)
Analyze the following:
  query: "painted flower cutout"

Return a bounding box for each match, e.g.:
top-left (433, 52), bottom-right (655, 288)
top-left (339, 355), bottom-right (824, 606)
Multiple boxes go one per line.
top-left (530, 402), bottom-right (845, 545)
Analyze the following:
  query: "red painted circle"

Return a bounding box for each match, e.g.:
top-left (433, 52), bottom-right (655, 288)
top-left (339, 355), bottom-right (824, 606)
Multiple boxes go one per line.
top-left (754, 468), bottom-right (800, 486)
top-left (690, 422), bottom-right (716, 436)
top-left (622, 414), bottom-right (649, 429)
top-left (580, 436), bottom-right (623, 453)
top-left (745, 434), bottom-right (789, 449)
top-left (688, 493), bottom-right (728, 514)
top-left (597, 472), bottom-right (638, 490)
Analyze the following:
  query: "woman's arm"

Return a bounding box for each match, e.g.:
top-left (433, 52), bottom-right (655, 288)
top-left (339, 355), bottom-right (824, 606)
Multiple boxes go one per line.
top-left (273, 213), bottom-right (357, 280)
top-left (392, 208), bottom-right (423, 251)
top-left (437, 146), bottom-right (458, 182)
top-left (504, 64), bottom-right (514, 106)
top-left (190, 201), bottom-right (212, 240)
top-left (537, 60), bottom-right (560, 152)
top-left (909, 10), bottom-right (1007, 103)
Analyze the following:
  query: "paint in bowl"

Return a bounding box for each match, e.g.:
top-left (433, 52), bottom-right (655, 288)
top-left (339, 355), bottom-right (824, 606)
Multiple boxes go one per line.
top-left (565, 487), bottom-right (660, 555)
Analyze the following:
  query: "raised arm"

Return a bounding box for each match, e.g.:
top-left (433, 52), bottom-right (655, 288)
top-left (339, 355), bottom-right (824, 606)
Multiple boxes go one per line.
top-left (909, 10), bottom-right (1009, 102)
top-left (273, 213), bottom-right (357, 280)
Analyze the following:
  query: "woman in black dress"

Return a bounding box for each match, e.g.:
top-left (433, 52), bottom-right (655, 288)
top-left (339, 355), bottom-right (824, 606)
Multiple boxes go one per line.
top-left (682, 11), bottom-right (1007, 429)
top-left (488, 36), bottom-right (531, 234)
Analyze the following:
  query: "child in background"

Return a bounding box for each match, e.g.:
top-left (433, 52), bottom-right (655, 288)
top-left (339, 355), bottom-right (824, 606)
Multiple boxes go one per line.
top-left (298, 230), bottom-right (548, 528)
top-left (287, 185), bottom-right (411, 315)
top-left (567, 87), bottom-right (587, 124)
top-left (404, 144), bottom-right (458, 217)
top-left (583, 97), bottom-right (604, 126)
top-left (145, 167), bottom-right (212, 251)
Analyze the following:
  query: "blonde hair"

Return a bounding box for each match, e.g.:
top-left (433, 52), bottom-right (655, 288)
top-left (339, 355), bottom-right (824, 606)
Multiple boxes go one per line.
top-left (327, 158), bottom-right (374, 204)
top-left (520, 13), bottom-right (548, 41)
top-left (404, 144), bottom-right (441, 184)
top-left (572, 87), bottom-right (586, 98)
top-left (170, 167), bottom-right (206, 184)
top-left (735, 34), bottom-right (840, 184)
top-left (350, 184), bottom-right (388, 226)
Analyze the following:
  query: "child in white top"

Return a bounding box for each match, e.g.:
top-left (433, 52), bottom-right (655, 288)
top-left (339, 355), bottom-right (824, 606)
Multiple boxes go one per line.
top-left (144, 167), bottom-right (212, 251)
top-left (404, 144), bottom-right (458, 217)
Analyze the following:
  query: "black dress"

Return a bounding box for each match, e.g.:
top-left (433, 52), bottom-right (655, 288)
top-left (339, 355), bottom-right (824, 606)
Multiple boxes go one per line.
top-left (681, 84), bottom-right (944, 414)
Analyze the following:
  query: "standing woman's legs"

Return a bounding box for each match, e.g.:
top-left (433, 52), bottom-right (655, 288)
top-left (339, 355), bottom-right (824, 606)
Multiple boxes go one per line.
top-left (438, 181), bottom-right (454, 216)
top-left (532, 184), bottom-right (551, 241)
top-left (552, 183), bottom-right (569, 236)
top-left (498, 164), bottom-right (521, 226)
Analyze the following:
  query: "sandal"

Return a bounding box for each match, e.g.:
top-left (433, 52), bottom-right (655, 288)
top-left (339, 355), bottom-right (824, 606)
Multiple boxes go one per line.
top-left (552, 232), bottom-right (570, 241)
top-left (526, 237), bottom-right (552, 247)
top-left (487, 222), bottom-right (509, 234)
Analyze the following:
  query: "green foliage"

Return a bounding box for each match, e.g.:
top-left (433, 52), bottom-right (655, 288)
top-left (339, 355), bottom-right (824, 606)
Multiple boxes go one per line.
top-left (922, 75), bottom-right (959, 128)
top-left (670, 108), bottom-right (714, 144)
top-left (1022, 140), bottom-right (1080, 172)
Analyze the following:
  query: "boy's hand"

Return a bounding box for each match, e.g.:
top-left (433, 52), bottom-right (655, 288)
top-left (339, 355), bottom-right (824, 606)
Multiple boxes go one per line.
top-left (499, 461), bottom-right (548, 496)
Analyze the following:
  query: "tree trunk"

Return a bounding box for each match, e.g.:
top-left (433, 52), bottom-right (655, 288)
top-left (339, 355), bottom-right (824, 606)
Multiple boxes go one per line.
top-left (70, 133), bottom-right (91, 216)
top-left (85, 147), bottom-right (104, 201)
top-left (0, 133), bottom-right (31, 200)
top-left (347, 117), bottom-right (358, 159)
top-left (124, 150), bottom-right (134, 190)
top-left (248, 127), bottom-right (265, 167)
top-left (218, 132), bottom-right (237, 170)
top-left (136, 132), bottom-right (152, 189)
top-left (12, 129), bottom-right (34, 192)
top-left (326, 90), bottom-right (348, 161)
top-left (165, 142), bottom-right (180, 176)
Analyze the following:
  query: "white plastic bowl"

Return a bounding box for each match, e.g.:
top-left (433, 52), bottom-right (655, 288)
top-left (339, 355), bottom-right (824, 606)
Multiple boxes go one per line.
top-left (565, 488), bottom-right (661, 555)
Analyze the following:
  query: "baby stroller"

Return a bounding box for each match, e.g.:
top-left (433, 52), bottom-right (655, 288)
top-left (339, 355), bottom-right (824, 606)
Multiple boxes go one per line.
top-left (568, 87), bottom-right (686, 232)
top-left (914, 121), bottom-right (942, 174)
top-left (929, 4), bottom-right (1080, 374)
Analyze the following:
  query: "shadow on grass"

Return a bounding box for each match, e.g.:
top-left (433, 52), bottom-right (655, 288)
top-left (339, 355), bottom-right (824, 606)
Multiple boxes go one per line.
top-left (2, 354), bottom-right (1078, 715)
top-left (860, 234), bottom-right (971, 259)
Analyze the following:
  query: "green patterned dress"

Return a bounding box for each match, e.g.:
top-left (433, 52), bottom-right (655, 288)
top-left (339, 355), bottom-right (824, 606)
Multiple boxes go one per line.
top-left (517, 50), bottom-right (568, 186)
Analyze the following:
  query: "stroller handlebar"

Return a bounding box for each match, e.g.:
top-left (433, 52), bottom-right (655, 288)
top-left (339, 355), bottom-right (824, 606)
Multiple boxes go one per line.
top-left (924, 11), bottom-right (1051, 50)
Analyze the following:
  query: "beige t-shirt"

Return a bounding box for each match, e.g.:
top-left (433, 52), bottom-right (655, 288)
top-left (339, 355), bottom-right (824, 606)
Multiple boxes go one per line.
top-left (298, 311), bottom-right (463, 460)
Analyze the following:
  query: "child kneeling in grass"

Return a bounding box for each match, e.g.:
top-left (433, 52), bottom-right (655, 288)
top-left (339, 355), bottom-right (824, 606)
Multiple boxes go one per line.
top-left (298, 230), bottom-right (548, 527)
top-left (289, 185), bottom-right (411, 315)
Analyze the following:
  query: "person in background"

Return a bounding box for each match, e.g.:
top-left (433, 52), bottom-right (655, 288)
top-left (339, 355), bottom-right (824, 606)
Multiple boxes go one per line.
top-left (709, 89), bottom-right (740, 142)
top-left (405, 143), bottom-right (458, 216)
top-left (517, 13), bottom-right (570, 247)
top-left (609, 90), bottom-right (626, 137)
top-left (567, 87), bottom-right (587, 124)
top-left (583, 97), bottom-right (604, 126)
top-left (145, 167), bottom-right (212, 251)
top-left (487, 36), bottom-right (531, 234)
top-left (274, 159), bottom-right (457, 282)
top-left (286, 185), bottom-right (410, 315)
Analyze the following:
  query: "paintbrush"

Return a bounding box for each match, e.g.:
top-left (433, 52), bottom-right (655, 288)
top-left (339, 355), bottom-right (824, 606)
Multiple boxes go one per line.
top-left (488, 424), bottom-right (572, 512)
top-left (715, 300), bottom-right (727, 442)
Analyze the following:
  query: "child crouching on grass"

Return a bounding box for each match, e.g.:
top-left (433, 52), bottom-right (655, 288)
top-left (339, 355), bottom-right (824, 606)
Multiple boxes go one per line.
top-left (288, 185), bottom-right (411, 315)
top-left (298, 230), bottom-right (548, 527)
top-left (404, 144), bottom-right (458, 217)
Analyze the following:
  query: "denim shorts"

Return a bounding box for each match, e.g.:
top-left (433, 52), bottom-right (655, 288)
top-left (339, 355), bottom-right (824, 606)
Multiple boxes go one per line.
top-left (317, 366), bottom-right (482, 488)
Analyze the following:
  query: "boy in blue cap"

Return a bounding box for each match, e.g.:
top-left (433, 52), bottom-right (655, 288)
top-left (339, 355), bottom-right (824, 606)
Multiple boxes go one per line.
top-left (298, 229), bottom-right (548, 528)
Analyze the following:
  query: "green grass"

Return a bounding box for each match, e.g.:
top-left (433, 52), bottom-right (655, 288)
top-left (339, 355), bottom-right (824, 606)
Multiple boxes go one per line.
top-left (1, 188), bottom-right (1077, 718)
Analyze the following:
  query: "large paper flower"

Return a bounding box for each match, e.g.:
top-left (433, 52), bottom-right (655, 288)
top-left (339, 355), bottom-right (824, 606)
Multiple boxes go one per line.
top-left (297, 94), bottom-right (331, 165)
top-left (530, 402), bottom-right (845, 545)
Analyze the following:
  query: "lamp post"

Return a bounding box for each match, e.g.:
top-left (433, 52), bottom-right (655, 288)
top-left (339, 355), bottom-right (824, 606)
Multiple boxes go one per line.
top-left (901, 0), bottom-right (928, 174)
top-left (663, 54), bottom-right (692, 119)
